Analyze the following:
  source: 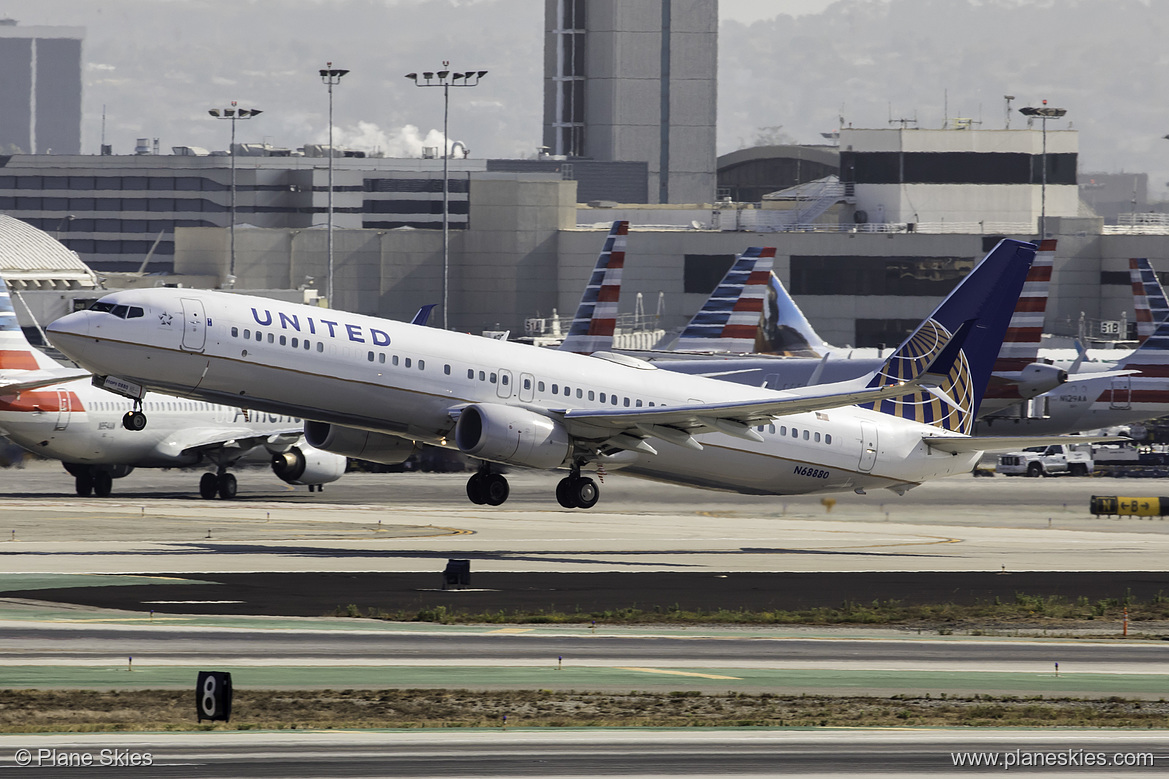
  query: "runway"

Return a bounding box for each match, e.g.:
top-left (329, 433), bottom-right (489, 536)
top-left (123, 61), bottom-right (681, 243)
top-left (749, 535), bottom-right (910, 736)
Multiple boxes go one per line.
top-left (3, 465), bottom-right (1169, 577)
top-left (1, 730), bottom-right (1166, 777)
top-left (4, 463), bottom-right (1169, 776)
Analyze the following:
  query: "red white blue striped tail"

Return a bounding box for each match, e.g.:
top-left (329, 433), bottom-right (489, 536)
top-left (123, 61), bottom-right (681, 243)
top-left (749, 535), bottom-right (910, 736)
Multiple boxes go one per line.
top-left (673, 247), bottom-right (775, 353)
top-left (1131, 258), bottom-right (1168, 343)
top-left (559, 221), bottom-right (627, 354)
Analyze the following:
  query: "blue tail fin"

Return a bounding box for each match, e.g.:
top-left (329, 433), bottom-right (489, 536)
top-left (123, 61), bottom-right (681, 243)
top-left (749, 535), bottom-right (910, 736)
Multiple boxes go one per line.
top-left (857, 239), bottom-right (1037, 433)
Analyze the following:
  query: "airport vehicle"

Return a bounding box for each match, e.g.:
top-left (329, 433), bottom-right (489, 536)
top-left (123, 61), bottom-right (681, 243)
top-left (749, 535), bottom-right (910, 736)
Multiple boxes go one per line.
top-left (996, 443), bottom-right (1093, 477)
top-left (48, 239), bottom-right (1116, 509)
top-left (0, 277), bottom-right (348, 498)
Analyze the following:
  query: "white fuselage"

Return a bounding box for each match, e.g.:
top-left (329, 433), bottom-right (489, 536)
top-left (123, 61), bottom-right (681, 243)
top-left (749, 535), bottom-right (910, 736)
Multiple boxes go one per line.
top-left (0, 377), bottom-right (298, 468)
top-left (46, 289), bottom-right (981, 497)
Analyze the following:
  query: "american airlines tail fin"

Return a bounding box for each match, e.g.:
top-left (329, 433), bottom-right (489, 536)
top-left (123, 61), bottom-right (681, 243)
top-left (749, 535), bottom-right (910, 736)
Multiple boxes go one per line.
top-left (0, 276), bottom-right (70, 373)
top-left (1130, 258), bottom-right (1168, 343)
top-left (1096, 300), bottom-right (1169, 407)
top-left (857, 239), bottom-right (1037, 434)
top-left (993, 238), bottom-right (1055, 373)
top-left (672, 247), bottom-right (775, 353)
top-left (0, 275), bottom-right (89, 393)
top-left (558, 221), bottom-right (627, 354)
top-left (755, 272), bottom-right (827, 356)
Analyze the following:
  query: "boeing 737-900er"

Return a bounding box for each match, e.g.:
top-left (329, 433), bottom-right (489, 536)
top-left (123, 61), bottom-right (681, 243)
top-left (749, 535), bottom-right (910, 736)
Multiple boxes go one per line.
top-left (45, 239), bottom-right (1111, 509)
top-left (0, 277), bottom-right (348, 498)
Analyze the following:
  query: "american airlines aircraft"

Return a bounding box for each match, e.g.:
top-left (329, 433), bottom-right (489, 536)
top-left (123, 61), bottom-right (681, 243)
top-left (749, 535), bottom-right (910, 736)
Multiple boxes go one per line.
top-left (46, 238), bottom-right (1096, 509)
top-left (0, 278), bottom-right (348, 498)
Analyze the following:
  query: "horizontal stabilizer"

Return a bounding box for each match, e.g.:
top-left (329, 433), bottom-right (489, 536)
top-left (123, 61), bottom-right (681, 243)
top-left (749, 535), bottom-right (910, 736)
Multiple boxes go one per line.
top-left (0, 370), bottom-right (90, 395)
top-left (922, 434), bottom-right (1127, 454)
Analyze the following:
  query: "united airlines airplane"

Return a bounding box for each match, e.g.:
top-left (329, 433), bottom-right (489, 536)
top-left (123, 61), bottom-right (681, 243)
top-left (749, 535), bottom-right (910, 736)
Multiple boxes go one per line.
top-left (45, 239), bottom-right (1094, 509)
top-left (0, 277), bottom-right (347, 498)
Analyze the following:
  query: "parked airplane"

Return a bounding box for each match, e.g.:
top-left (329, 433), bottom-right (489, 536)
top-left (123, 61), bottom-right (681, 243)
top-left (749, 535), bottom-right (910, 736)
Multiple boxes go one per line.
top-left (644, 239), bottom-right (1072, 411)
top-left (0, 278), bottom-right (348, 497)
top-left (47, 238), bottom-right (1104, 509)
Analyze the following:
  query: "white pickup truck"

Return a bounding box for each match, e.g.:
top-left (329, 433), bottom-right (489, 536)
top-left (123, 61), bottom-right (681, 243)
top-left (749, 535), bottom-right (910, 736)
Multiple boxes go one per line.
top-left (997, 444), bottom-right (1094, 477)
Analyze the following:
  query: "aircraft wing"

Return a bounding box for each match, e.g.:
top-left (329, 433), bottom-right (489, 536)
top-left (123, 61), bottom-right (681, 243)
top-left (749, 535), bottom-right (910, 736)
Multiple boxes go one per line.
top-left (557, 376), bottom-right (930, 452)
top-left (152, 426), bottom-right (303, 460)
top-left (921, 434), bottom-right (1127, 454)
top-left (0, 370), bottom-right (90, 395)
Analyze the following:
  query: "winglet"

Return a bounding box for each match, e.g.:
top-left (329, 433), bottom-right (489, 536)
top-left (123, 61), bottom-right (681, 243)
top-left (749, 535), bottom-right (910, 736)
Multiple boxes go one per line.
top-left (559, 221), bottom-right (628, 354)
top-left (410, 303), bottom-right (438, 326)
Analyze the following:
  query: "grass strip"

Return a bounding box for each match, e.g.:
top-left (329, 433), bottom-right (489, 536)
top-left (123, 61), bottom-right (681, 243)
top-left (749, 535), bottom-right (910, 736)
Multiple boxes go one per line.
top-left (3, 689), bottom-right (1167, 733)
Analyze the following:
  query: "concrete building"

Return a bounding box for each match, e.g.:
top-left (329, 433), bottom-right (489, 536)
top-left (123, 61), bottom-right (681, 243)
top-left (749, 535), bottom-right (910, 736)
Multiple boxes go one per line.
top-left (0, 20), bottom-right (83, 155)
top-left (543, 0), bottom-right (717, 204)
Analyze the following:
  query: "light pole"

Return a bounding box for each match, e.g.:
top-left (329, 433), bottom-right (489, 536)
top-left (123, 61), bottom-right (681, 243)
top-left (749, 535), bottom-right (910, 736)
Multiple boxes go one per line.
top-left (319, 63), bottom-right (349, 307)
top-left (405, 64), bottom-right (487, 330)
top-left (1019, 101), bottom-right (1067, 239)
top-left (209, 102), bottom-right (262, 284)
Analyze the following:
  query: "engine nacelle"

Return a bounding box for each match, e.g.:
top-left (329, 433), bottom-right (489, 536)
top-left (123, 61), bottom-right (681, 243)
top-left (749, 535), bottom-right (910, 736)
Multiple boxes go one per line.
top-left (454, 403), bottom-right (572, 469)
top-left (303, 421), bottom-right (419, 465)
top-left (271, 444), bottom-right (348, 486)
top-left (1015, 362), bottom-right (1069, 399)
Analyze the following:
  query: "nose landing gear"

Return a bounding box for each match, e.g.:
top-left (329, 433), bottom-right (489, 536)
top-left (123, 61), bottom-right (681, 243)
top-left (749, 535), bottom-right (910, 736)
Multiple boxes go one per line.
top-left (121, 400), bottom-right (147, 431)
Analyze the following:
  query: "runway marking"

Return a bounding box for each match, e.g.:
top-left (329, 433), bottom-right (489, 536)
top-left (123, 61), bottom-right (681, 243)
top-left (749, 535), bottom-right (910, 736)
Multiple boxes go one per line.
top-left (615, 666), bottom-right (741, 680)
top-left (487, 628), bottom-right (535, 634)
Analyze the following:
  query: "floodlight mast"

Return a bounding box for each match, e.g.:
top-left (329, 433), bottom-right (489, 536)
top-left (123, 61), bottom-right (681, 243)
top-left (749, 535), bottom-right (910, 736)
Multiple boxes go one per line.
top-left (319, 63), bottom-right (349, 308)
top-left (208, 101), bottom-right (262, 284)
top-left (1019, 101), bottom-right (1068, 239)
top-left (405, 64), bottom-right (488, 330)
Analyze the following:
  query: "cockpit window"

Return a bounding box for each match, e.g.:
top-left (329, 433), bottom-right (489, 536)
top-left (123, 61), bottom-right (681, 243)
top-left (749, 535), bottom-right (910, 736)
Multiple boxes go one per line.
top-left (89, 301), bottom-right (145, 319)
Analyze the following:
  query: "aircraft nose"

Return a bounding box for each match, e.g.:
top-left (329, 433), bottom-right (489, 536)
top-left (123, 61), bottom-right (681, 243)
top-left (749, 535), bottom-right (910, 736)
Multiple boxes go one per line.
top-left (45, 310), bottom-right (91, 353)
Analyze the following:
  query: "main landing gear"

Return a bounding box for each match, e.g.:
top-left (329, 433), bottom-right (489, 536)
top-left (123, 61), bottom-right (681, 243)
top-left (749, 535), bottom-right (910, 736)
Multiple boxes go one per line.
top-left (199, 469), bottom-right (238, 500)
top-left (66, 463), bottom-right (133, 497)
top-left (463, 464), bottom-right (600, 509)
top-left (556, 469), bottom-right (599, 509)
top-left (121, 399), bottom-right (147, 431)
top-left (466, 466), bottom-right (510, 506)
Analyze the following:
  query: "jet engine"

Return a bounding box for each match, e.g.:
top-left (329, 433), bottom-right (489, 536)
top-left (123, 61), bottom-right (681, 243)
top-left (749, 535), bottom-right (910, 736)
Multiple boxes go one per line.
top-left (303, 421), bottom-right (419, 465)
top-left (1013, 362), bottom-right (1069, 399)
top-left (454, 403), bottom-right (571, 469)
top-left (271, 443), bottom-right (348, 486)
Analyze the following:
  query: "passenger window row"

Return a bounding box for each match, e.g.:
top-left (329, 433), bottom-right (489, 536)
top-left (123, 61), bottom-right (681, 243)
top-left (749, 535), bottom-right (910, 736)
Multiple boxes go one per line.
top-left (756, 422), bottom-right (832, 445)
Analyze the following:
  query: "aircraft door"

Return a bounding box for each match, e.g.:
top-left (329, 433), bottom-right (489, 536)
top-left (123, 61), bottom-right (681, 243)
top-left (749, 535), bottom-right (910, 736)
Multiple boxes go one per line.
top-left (53, 389), bottom-right (70, 431)
top-left (180, 298), bottom-right (207, 352)
top-left (1109, 376), bottom-right (1131, 410)
top-left (496, 369), bottom-right (513, 399)
top-left (858, 421), bottom-right (878, 472)
top-left (518, 372), bottom-right (535, 403)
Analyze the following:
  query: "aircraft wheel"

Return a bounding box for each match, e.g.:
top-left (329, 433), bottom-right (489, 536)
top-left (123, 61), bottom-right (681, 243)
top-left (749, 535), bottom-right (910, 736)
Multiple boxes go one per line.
top-left (199, 473), bottom-right (218, 500)
top-left (75, 470), bottom-right (94, 497)
top-left (555, 477), bottom-right (576, 508)
top-left (483, 473), bottom-right (510, 506)
top-left (92, 470), bottom-right (113, 498)
top-left (122, 411), bottom-right (147, 431)
top-left (466, 473), bottom-right (488, 505)
top-left (217, 472), bottom-right (237, 500)
top-left (571, 477), bottom-right (599, 510)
